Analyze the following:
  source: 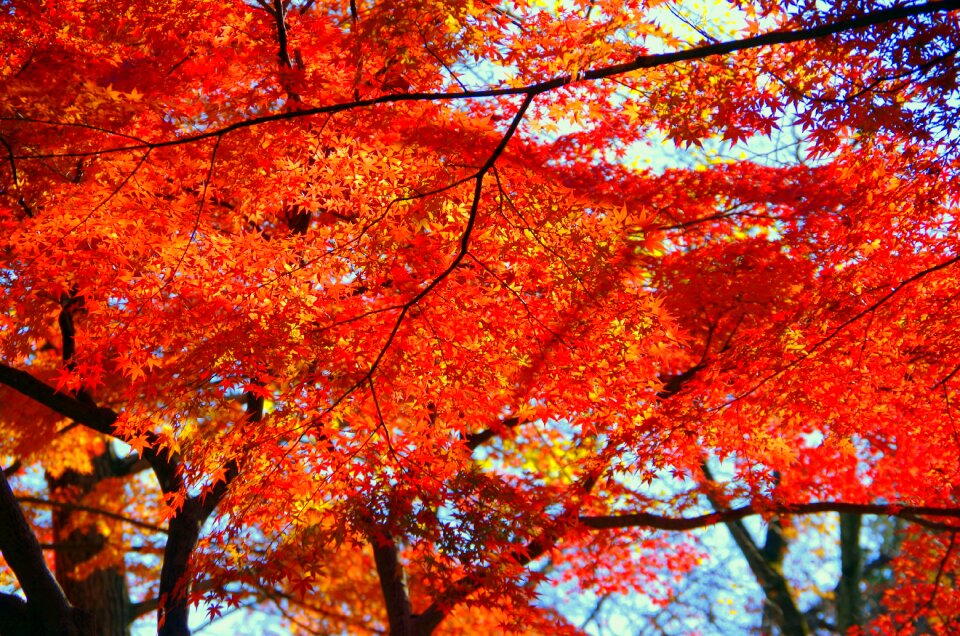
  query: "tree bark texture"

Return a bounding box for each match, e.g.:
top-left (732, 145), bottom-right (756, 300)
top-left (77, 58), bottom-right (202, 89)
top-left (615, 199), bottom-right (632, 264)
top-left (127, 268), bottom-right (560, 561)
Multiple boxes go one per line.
top-left (47, 450), bottom-right (131, 636)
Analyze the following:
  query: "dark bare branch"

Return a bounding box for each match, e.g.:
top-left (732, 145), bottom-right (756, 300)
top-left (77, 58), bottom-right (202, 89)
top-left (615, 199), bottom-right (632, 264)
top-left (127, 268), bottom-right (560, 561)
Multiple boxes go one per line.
top-left (17, 495), bottom-right (167, 535)
top-left (10, 0), bottom-right (956, 161)
top-left (580, 502), bottom-right (960, 531)
top-left (0, 362), bottom-right (118, 435)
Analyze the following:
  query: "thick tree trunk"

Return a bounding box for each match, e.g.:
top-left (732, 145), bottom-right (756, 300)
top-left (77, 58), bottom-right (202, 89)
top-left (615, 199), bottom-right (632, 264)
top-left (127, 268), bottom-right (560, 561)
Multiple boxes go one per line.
top-left (47, 450), bottom-right (131, 636)
top-left (836, 513), bottom-right (863, 633)
top-left (0, 469), bottom-right (93, 636)
top-left (371, 531), bottom-right (416, 636)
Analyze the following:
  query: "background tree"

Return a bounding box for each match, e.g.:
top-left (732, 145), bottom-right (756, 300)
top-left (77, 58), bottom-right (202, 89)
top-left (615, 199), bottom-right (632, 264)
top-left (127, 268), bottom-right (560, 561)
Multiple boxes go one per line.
top-left (2, 0), bottom-right (960, 635)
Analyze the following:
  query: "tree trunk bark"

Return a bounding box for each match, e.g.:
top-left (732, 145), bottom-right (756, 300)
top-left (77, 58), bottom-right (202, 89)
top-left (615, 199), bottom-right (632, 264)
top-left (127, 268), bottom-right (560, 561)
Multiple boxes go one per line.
top-left (836, 513), bottom-right (863, 633)
top-left (0, 468), bottom-right (93, 636)
top-left (701, 465), bottom-right (808, 636)
top-left (47, 449), bottom-right (131, 636)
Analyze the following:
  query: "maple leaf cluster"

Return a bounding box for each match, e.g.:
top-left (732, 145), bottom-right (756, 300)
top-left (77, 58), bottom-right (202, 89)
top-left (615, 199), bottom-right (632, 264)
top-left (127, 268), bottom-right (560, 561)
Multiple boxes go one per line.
top-left (1, 1), bottom-right (960, 635)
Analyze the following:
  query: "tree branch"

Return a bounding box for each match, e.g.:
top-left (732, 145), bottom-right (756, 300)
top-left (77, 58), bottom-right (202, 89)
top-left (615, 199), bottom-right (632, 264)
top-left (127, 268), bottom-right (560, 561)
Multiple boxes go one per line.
top-left (112, 453), bottom-right (151, 478)
top-left (699, 466), bottom-right (807, 636)
top-left (17, 495), bottom-right (167, 534)
top-left (157, 390), bottom-right (257, 635)
top-left (0, 362), bottom-right (117, 434)
top-left (0, 135), bottom-right (33, 217)
top-left (127, 579), bottom-right (218, 625)
top-left (302, 93), bottom-right (535, 434)
top-left (0, 468), bottom-right (86, 634)
top-left (579, 502), bottom-right (960, 531)
top-left (417, 470), bottom-right (600, 635)
top-left (0, 362), bottom-right (198, 634)
top-left (271, 0), bottom-right (293, 69)
top-left (371, 529), bottom-right (415, 636)
top-left (464, 416), bottom-right (520, 450)
top-left (12, 0), bottom-right (956, 161)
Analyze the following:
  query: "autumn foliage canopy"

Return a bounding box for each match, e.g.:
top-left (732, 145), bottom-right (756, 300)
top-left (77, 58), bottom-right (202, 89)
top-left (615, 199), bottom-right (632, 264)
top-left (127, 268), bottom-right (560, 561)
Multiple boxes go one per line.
top-left (2, 0), bottom-right (960, 634)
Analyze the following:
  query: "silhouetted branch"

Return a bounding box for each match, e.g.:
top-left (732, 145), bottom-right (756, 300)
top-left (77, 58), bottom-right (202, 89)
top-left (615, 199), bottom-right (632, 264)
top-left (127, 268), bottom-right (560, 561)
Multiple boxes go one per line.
top-left (580, 502), bottom-right (960, 531)
top-left (10, 0), bottom-right (955, 161)
top-left (464, 416), bottom-right (521, 450)
top-left (17, 495), bottom-right (166, 534)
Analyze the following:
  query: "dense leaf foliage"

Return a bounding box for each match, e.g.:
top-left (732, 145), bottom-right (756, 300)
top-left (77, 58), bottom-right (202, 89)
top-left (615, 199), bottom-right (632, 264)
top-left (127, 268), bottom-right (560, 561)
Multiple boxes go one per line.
top-left (1, 0), bottom-right (960, 634)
